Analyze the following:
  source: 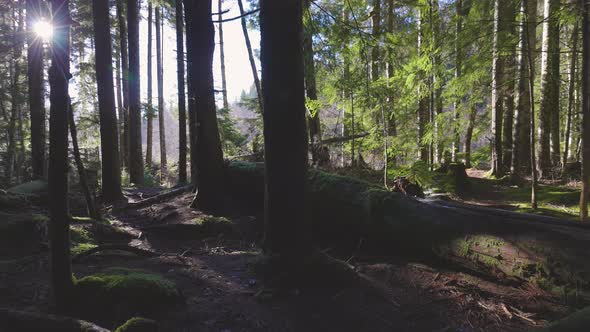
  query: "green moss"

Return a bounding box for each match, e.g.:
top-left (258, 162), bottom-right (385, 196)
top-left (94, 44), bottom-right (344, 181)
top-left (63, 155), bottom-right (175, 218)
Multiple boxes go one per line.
top-left (7, 180), bottom-right (48, 194)
top-left (536, 307), bottom-right (590, 331)
top-left (71, 243), bottom-right (98, 256)
top-left (114, 317), bottom-right (157, 332)
top-left (192, 216), bottom-right (234, 235)
top-left (74, 268), bottom-right (180, 320)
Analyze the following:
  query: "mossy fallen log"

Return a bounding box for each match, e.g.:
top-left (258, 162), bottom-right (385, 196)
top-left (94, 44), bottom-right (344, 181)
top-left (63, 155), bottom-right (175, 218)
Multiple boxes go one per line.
top-left (225, 161), bottom-right (590, 299)
top-left (0, 308), bottom-right (110, 332)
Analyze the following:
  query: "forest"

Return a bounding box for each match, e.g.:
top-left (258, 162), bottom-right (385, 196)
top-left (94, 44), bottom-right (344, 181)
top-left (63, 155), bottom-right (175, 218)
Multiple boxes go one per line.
top-left (1, 0), bottom-right (590, 331)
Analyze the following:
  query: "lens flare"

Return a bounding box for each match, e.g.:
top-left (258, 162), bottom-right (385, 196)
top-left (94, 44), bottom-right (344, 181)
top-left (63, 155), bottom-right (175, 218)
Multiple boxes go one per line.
top-left (33, 20), bottom-right (53, 41)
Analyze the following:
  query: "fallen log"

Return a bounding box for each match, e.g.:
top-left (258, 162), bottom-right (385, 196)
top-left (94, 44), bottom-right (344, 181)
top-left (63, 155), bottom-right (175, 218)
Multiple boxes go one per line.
top-left (225, 161), bottom-right (590, 299)
top-left (0, 309), bottom-right (110, 332)
top-left (72, 244), bottom-right (159, 263)
top-left (120, 185), bottom-right (192, 210)
top-left (321, 132), bottom-right (370, 145)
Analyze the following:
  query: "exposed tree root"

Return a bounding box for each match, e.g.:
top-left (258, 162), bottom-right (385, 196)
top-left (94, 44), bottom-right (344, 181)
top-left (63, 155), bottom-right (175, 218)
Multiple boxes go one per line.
top-left (0, 308), bottom-right (110, 332)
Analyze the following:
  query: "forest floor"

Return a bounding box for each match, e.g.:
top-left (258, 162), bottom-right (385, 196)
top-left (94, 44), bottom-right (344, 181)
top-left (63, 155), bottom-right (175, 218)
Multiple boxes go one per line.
top-left (1, 180), bottom-right (583, 332)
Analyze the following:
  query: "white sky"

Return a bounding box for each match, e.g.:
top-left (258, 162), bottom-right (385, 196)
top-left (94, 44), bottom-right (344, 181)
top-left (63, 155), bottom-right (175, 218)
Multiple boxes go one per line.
top-left (139, 0), bottom-right (261, 110)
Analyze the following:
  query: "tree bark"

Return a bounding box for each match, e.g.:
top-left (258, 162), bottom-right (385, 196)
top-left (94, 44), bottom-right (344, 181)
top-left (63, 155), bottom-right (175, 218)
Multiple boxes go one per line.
top-left (116, 0), bottom-right (129, 169)
top-left (524, 0), bottom-right (539, 209)
top-left (218, 0), bottom-right (229, 110)
top-left (156, 6), bottom-right (167, 180)
top-left (502, 5), bottom-right (517, 172)
top-left (47, 0), bottom-right (74, 311)
top-left (186, 0), bottom-right (225, 213)
top-left (27, 0), bottom-right (46, 180)
top-left (127, 0), bottom-right (144, 184)
top-left (513, 0), bottom-right (537, 174)
top-left (490, 0), bottom-right (505, 177)
top-left (417, 7), bottom-right (429, 163)
top-left (538, 0), bottom-right (561, 176)
top-left (146, 4), bottom-right (153, 168)
top-left (92, 0), bottom-right (123, 203)
top-left (260, 0), bottom-right (311, 261)
top-left (237, 0), bottom-right (263, 112)
top-left (463, 106), bottom-right (477, 168)
top-left (580, 0), bottom-right (590, 220)
top-left (183, 0), bottom-right (197, 186)
top-left (303, 0), bottom-right (322, 165)
top-left (176, 0), bottom-right (187, 184)
top-left (115, 43), bottom-right (125, 170)
top-left (452, 0), bottom-right (463, 163)
top-left (563, 23), bottom-right (579, 167)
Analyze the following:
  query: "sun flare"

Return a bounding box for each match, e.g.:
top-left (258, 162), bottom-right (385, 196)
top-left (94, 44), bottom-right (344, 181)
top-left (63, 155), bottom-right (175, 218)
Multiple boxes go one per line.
top-left (33, 20), bottom-right (53, 41)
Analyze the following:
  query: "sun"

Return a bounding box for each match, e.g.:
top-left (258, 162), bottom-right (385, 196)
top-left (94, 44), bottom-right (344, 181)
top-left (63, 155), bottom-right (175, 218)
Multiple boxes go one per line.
top-left (33, 20), bottom-right (53, 41)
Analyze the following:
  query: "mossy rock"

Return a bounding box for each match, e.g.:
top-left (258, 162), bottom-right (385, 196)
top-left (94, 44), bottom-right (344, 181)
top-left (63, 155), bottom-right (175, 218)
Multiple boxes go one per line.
top-left (74, 268), bottom-right (181, 323)
top-left (0, 213), bottom-right (48, 255)
top-left (114, 317), bottom-right (157, 332)
top-left (535, 307), bottom-right (590, 332)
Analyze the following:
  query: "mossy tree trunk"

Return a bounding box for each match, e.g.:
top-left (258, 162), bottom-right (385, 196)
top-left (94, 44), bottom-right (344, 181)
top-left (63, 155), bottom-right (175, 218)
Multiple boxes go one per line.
top-left (146, 4), bottom-right (153, 168)
top-left (260, 0), bottom-right (312, 262)
top-left (156, 6), bottom-right (167, 180)
top-left (176, 0), bottom-right (187, 184)
top-left (48, 0), bottom-right (74, 311)
top-left (226, 161), bottom-right (590, 297)
top-left (116, 0), bottom-right (129, 170)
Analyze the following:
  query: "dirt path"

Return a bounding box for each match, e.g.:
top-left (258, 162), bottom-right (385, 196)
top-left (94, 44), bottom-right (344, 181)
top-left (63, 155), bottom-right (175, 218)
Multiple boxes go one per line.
top-left (0, 190), bottom-right (577, 331)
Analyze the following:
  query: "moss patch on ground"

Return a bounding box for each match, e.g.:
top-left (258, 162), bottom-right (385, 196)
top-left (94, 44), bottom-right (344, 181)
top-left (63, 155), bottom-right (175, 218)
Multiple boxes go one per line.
top-left (114, 317), bottom-right (157, 332)
top-left (192, 216), bottom-right (234, 235)
top-left (74, 268), bottom-right (181, 322)
top-left (70, 226), bottom-right (97, 256)
top-left (536, 306), bottom-right (590, 331)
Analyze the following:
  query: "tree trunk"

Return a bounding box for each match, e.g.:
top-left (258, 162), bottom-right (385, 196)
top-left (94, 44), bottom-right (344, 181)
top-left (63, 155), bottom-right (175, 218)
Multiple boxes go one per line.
top-left (156, 6), bottom-right (167, 180)
top-left (115, 44), bottom-right (125, 170)
top-left (548, 0), bottom-right (562, 168)
top-left (67, 101), bottom-right (99, 220)
top-left (27, 0), bottom-right (46, 180)
top-left (385, 0), bottom-right (396, 137)
top-left (580, 0), bottom-right (590, 220)
top-left (538, 0), bottom-right (561, 176)
top-left (452, 0), bottom-right (463, 163)
top-left (47, 0), bottom-right (74, 311)
top-left (563, 23), bottom-right (579, 167)
top-left (417, 7), bottom-right (429, 163)
top-left (260, 0), bottom-right (311, 262)
top-left (370, 0), bottom-right (381, 82)
top-left (92, 0), bottom-right (123, 203)
top-left (186, 0), bottom-right (225, 213)
top-left (116, 0), bottom-right (129, 169)
top-left (513, 0), bottom-right (537, 175)
top-left (463, 107), bottom-right (477, 168)
top-left (524, 0), bottom-right (539, 209)
top-left (501, 6), bottom-right (517, 172)
top-left (237, 0), bottom-right (263, 112)
top-left (226, 161), bottom-right (590, 296)
top-left (176, 0), bottom-right (187, 184)
top-left (490, 0), bottom-right (505, 177)
top-left (218, 0), bottom-right (229, 110)
top-left (127, 0), bottom-right (144, 184)
top-left (303, 0), bottom-right (322, 165)
top-left (183, 0), bottom-right (198, 186)
top-left (146, 4), bottom-right (153, 168)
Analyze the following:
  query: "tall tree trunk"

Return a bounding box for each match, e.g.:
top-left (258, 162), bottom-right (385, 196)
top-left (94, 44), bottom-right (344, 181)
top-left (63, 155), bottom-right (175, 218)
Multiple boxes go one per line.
top-left (146, 4), bottom-right (153, 168)
top-left (431, 0), bottom-right (443, 165)
top-left (303, 0), bottom-right (322, 165)
top-left (6, 0), bottom-right (24, 186)
top-left (67, 101), bottom-right (99, 220)
top-left (563, 23), bottom-right (579, 167)
top-left (47, 0), bottom-right (73, 311)
top-left (176, 0), bottom-right (187, 184)
top-left (260, 0), bottom-right (311, 262)
top-left (502, 5), bottom-right (517, 172)
top-left (452, 0), bottom-right (463, 163)
top-left (538, 0), bottom-right (561, 176)
top-left (417, 7), bottom-right (429, 162)
top-left (116, 0), bottom-right (129, 169)
top-left (92, 0), bottom-right (123, 203)
top-left (548, 0), bottom-right (562, 168)
top-left (370, 0), bottom-right (381, 82)
top-left (115, 44), bottom-right (125, 169)
top-left (237, 0), bottom-right (263, 112)
top-left (463, 107), bottom-right (477, 168)
top-left (218, 0), bottom-right (229, 110)
top-left (127, 0), bottom-right (144, 184)
top-left (27, 0), bottom-right (46, 180)
top-left (156, 6), bottom-right (167, 180)
top-left (524, 0), bottom-right (538, 209)
top-left (385, 0), bottom-right (396, 137)
top-left (580, 0), bottom-right (590, 220)
top-left (186, 0), bottom-right (225, 212)
top-left (490, 0), bottom-right (505, 177)
top-left (513, 0), bottom-right (537, 175)
top-left (183, 0), bottom-right (198, 186)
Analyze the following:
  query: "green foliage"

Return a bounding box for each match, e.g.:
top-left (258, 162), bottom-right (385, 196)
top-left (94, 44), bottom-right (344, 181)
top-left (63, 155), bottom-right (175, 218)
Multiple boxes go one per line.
top-left (218, 107), bottom-right (248, 157)
top-left (536, 307), bottom-right (590, 332)
top-left (389, 161), bottom-right (435, 188)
